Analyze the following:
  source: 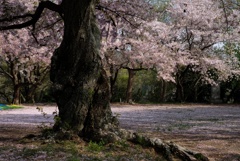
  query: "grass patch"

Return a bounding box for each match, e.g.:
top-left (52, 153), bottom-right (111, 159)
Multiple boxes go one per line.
top-left (0, 135), bottom-right (164, 161)
top-left (87, 141), bottom-right (105, 153)
top-left (166, 123), bottom-right (193, 131)
top-left (195, 118), bottom-right (221, 122)
top-left (0, 146), bottom-right (17, 153)
top-left (22, 148), bottom-right (41, 158)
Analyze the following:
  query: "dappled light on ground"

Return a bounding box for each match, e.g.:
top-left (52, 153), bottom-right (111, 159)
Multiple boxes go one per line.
top-left (113, 104), bottom-right (240, 161)
top-left (0, 104), bottom-right (239, 160)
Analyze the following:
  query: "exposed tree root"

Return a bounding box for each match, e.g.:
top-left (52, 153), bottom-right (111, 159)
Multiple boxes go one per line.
top-left (123, 131), bottom-right (209, 161)
top-left (79, 125), bottom-right (209, 161)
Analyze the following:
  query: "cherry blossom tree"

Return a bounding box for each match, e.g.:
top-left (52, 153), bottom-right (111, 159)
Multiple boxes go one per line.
top-left (0, 35), bottom-right (50, 104)
top-left (98, 0), bottom-right (174, 103)
top-left (0, 0), bottom-right (63, 104)
top-left (97, 0), bottom-right (240, 103)
top-left (164, 0), bottom-right (240, 101)
top-left (105, 0), bottom-right (240, 102)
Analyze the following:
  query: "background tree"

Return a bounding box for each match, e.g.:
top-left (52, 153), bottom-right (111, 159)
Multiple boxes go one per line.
top-left (164, 0), bottom-right (240, 102)
top-left (0, 0), bottom-right (63, 104)
top-left (0, 29), bottom-right (52, 104)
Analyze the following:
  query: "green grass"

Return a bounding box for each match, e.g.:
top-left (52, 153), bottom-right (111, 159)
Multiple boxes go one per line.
top-left (166, 123), bottom-right (193, 132)
top-left (87, 141), bottom-right (105, 152)
top-left (195, 118), bottom-right (221, 122)
top-left (9, 139), bottom-right (162, 161)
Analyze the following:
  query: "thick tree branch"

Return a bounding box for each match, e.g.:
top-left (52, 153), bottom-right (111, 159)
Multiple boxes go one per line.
top-left (201, 43), bottom-right (215, 51)
top-left (0, 1), bottom-right (63, 31)
top-left (123, 66), bottom-right (148, 71)
top-left (0, 14), bottom-right (33, 23)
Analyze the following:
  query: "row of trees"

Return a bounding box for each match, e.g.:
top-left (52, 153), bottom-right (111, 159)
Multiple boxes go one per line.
top-left (1, 0), bottom-right (240, 143)
top-left (112, 67), bottom-right (240, 104)
top-left (0, 59), bottom-right (240, 105)
top-left (1, 0), bottom-right (240, 104)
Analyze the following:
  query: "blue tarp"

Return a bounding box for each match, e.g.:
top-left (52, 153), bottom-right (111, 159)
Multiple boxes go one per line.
top-left (0, 104), bottom-right (8, 110)
top-left (0, 104), bottom-right (22, 110)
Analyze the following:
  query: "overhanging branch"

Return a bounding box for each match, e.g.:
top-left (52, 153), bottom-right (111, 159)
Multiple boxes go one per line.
top-left (0, 14), bottom-right (33, 23)
top-left (123, 66), bottom-right (148, 71)
top-left (96, 4), bottom-right (139, 28)
top-left (201, 43), bottom-right (215, 51)
top-left (0, 1), bottom-right (63, 31)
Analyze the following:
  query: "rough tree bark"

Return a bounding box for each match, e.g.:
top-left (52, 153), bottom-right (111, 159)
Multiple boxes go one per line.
top-left (176, 74), bottom-right (185, 102)
top-left (50, 0), bottom-right (117, 141)
top-left (159, 78), bottom-right (167, 102)
top-left (109, 65), bottom-right (119, 96)
top-left (12, 85), bottom-right (20, 104)
top-left (175, 66), bottom-right (190, 102)
top-left (12, 63), bottom-right (21, 104)
top-left (126, 69), bottom-right (135, 103)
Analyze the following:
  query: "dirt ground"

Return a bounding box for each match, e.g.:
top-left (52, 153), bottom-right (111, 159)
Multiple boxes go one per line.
top-left (0, 104), bottom-right (240, 161)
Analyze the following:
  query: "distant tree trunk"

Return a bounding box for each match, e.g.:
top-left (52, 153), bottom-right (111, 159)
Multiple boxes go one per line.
top-left (12, 85), bottom-right (20, 104)
top-left (126, 69), bottom-right (135, 103)
top-left (159, 79), bottom-right (167, 102)
top-left (193, 87), bottom-right (198, 102)
top-left (50, 0), bottom-right (117, 141)
top-left (25, 85), bottom-right (38, 103)
top-left (110, 65), bottom-right (119, 96)
top-left (175, 66), bottom-right (191, 102)
top-left (176, 73), bottom-right (184, 102)
top-left (211, 84), bottom-right (222, 103)
top-left (12, 65), bottom-right (21, 104)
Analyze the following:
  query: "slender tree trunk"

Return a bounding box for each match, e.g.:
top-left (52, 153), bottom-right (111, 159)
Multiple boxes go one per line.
top-left (126, 69), bottom-right (135, 103)
top-left (159, 79), bottom-right (166, 102)
top-left (26, 85), bottom-right (37, 103)
top-left (12, 67), bottom-right (21, 104)
top-left (110, 65), bottom-right (119, 96)
top-left (50, 0), bottom-right (117, 141)
top-left (193, 87), bottom-right (197, 102)
top-left (12, 85), bottom-right (20, 104)
top-left (176, 74), bottom-right (184, 102)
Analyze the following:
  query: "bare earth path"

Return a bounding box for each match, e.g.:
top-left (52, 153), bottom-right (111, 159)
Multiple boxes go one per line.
top-left (0, 104), bottom-right (240, 161)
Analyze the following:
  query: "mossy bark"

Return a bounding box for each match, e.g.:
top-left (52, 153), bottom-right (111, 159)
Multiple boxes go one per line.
top-left (50, 0), bottom-right (116, 140)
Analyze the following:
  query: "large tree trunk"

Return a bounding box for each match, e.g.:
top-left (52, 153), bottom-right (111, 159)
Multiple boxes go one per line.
top-left (50, 0), bottom-right (117, 141)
